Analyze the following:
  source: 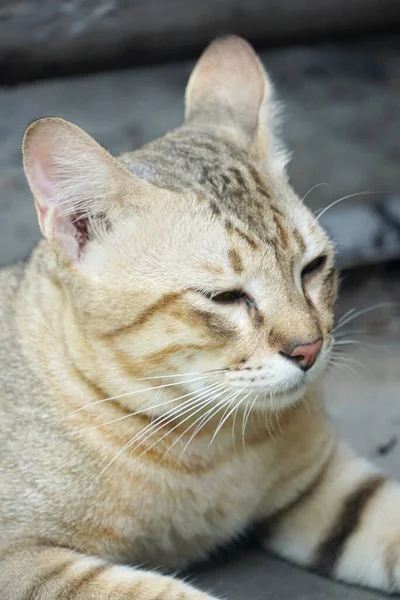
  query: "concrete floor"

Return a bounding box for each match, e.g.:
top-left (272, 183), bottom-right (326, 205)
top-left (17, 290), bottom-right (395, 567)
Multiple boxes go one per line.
top-left (1, 43), bottom-right (400, 599)
top-left (196, 549), bottom-right (388, 599)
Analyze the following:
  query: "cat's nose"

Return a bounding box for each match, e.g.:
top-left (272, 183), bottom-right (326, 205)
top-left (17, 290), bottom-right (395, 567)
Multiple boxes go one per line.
top-left (280, 338), bottom-right (323, 371)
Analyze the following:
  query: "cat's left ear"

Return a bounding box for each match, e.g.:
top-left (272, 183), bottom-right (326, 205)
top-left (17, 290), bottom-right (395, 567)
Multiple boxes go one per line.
top-left (185, 36), bottom-right (288, 173)
top-left (23, 117), bottom-right (149, 264)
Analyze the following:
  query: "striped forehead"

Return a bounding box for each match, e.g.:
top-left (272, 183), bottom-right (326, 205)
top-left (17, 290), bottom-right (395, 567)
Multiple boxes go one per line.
top-left (125, 129), bottom-right (308, 254)
top-left (199, 160), bottom-right (307, 256)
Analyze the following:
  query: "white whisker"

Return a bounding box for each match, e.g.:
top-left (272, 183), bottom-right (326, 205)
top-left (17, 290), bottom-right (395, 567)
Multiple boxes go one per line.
top-left (128, 391), bottom-right (227, 466)
top-left (262, 391), bottom-right (275, 440)
top-left (64, 380), bottom-right (223, 438)
top-left (207, 386), bottom-right (252, 452)
top-left (68, 373), bottom-right (220, 416)
top-left (210, 389), bottom-right (243, 447)
top-left (333, 302), bottom-right (397, 331)
top-left (242, 393), bottom-right (260, 452)
top-left (327, 359), bottom-right (360, 380)
top-left (231, 391), bottom-right (253, 452)
top-left (336, 307), bottom-right (357, 325)
top-left (82, 384), bottom-right (224, 496)
top-left (165, 387), bottom-right (231, 464)
top-left (125, 383), bottom-right (226, 456)
top-left (177, 386), bottom-right (248, 464)
top-left (333, 328), bottom-right (369, 338)
top-left (330, 353), bottom-right (370, 377)
top-left (301, 182), bottom-right (328, 204)
top-left (302, 391), bottom-right (312, 417)
top-left (314, 191), bottom-right (382, 221)
top-left (333, 339), bottom-right (389, 353)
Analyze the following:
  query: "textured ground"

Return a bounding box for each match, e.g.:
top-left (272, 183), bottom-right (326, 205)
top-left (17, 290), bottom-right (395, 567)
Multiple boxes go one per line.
top-left (1, 38), bottom-right (400, 599)
top-left (1, 0), bottom-right (398, 83)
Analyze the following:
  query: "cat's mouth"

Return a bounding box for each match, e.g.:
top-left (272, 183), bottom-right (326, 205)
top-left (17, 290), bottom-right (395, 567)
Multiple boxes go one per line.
top-left (225, 374), bottom-right (306, 400)
top-left (222, 362), bottom-right (318, 409)
top-left (225, 343), bottom-right (330, 395)
top-left (226, 368), bottom-right (306, 389)
top-left (273, 380), bottom-right (305, 395)
top-left (222, 381), bottom-right (307, 413)
top-left (262, 381), bottom-right (306, 400)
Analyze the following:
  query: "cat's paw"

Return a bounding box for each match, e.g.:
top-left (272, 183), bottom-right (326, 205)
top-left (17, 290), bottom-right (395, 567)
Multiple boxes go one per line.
top-left (157, 582), bottom-right (219, 600)
top-left (124, 573), bottom-right (220, 600)
top-left (173, 592), bottom-right (218, 600)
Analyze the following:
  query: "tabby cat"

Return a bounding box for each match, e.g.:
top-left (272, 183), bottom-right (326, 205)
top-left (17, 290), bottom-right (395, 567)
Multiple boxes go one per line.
top-left (1, 36), bottom-right (399, 599)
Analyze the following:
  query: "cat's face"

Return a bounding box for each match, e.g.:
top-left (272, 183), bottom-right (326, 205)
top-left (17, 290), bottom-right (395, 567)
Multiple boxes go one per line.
top-left (23, 36), bottom-right (337, 412)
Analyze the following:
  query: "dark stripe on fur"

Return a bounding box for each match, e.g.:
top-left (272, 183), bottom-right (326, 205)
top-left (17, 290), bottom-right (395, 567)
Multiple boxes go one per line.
top-left (312, 475), bottom-right (385, 576)
top-left (54, 563), bottom-right (108, 599)
top-left (104, 291), bottom-right (183, 337)
top-left (261, 451), bottom-right (334, 540)
top-left (22, 560), bottom-right (74, 600)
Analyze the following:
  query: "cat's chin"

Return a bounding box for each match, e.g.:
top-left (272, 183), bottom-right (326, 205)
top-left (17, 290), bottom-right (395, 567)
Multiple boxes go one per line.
top-left (249, 362), bottom-right (328, 410)
top-left (226, 380), bottom-right (308, 413)
top-left (258, 384), bottom-right (307, 411)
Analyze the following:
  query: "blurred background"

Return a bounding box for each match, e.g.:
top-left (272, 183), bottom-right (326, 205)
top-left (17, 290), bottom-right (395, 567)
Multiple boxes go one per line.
top-left (0, 3), bottom-right (399, 597)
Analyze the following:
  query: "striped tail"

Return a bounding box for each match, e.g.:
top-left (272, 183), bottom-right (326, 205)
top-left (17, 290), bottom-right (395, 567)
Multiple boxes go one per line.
top-left (263, 443), bottom-right (400, 593)
top-left (0, 539), bottom-right (216, 600)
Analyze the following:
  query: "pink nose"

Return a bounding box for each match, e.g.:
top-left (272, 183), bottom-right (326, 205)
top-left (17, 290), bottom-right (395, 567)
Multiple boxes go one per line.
top-left (282, 338), bottom-right (323, 371)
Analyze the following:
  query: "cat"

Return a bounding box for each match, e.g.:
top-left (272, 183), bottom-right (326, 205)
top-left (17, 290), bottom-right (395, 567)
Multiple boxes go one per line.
top-left (0, 35), bottom-right (398, 599)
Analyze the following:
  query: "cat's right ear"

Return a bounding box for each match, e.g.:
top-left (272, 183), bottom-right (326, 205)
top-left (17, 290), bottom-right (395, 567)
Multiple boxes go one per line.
top-left (185, 36), bottom-right (288, 173)
top-left (23, 117), bottom-right (148, 264)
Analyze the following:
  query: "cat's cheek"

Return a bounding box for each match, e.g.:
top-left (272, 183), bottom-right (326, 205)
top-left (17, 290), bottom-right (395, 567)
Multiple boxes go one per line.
top-left (304, 282), bottom-right (336, 334)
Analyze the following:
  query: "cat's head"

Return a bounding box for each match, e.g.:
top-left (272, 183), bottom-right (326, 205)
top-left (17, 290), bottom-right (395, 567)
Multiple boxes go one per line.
top-left (23, 36), bottom-right (337, 412)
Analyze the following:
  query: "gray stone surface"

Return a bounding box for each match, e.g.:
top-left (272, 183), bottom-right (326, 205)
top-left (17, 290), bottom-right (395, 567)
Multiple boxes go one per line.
top-left (1, 0), bottom-right (399, 82)
top-left (195, 550), bottom-right (386, 599)
top-left (1, 39), bottom-right (400, 268)
top-left (323, 195), bottom-right (400, 269)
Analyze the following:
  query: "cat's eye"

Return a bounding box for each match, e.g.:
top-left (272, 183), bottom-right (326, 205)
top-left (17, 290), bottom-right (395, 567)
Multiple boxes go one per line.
top-left (301, 255), bottom-right (327, 280)
top-left (200, 289), bottom-right (252, 306)
top-left (210, 290), bottom-right (248, 304)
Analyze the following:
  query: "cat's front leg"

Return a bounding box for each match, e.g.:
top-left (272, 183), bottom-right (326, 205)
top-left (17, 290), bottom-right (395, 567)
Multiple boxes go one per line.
top-left (261, 443), bottom-right (400, 594)
top-left (0, 539), bottom-right (219, 600)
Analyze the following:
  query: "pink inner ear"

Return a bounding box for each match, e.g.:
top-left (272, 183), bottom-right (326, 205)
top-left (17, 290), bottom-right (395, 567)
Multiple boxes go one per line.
top-left (34, 199), bottom-right (47, 234)
top-left (31, 161), bottom-right (90, 263)
top-left (52, 209), bottom-right (88, 263)
top-left (26, 132), bottom-right (92, 263)
top-left (29, 139), bottom-right (60, 204)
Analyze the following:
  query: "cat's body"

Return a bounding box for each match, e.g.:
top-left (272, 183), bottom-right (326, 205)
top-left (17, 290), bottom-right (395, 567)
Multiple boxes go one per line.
top-left (0, 256), bottom-right (330, 564)
top-left (0, 131), bottom-right (334, 567)
top-left (1, 36), bottom-right (400, 599)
